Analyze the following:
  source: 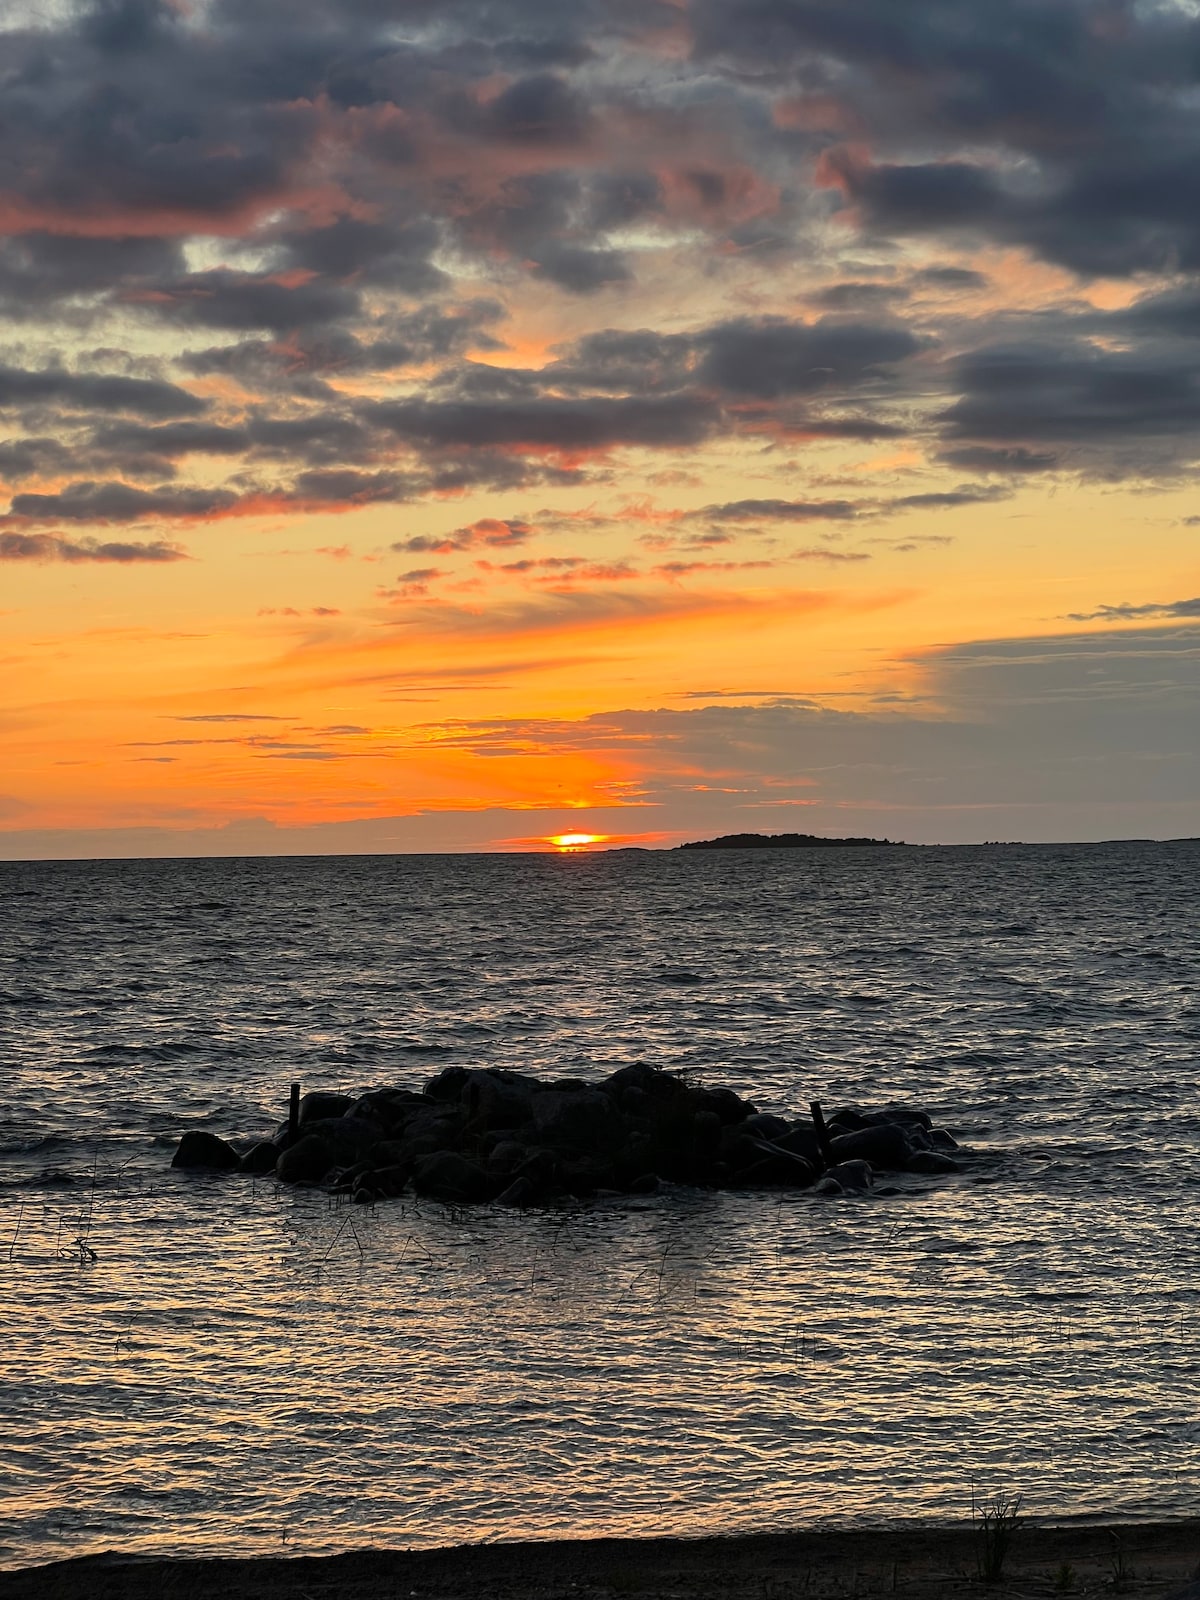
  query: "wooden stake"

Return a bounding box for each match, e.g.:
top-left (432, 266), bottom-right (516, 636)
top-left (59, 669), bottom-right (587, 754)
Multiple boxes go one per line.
top-left (809, 1099), bottom-right (834, 1167)
top-left (289, 1081), bottom-right (301, 1144)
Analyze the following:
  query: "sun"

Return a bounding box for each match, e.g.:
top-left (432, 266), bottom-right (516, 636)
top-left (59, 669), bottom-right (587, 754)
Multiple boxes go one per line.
top-left (547, 832), bottom-right (608, 852)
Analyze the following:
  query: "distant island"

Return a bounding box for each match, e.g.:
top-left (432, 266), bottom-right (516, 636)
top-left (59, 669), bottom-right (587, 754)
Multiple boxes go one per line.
top-left (679, 832), bottom-right (904, 849)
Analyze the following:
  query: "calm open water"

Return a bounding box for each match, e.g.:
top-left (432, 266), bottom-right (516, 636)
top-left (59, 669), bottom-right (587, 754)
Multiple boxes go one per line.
top-left (1, 843), bottom-right (1199, 1570)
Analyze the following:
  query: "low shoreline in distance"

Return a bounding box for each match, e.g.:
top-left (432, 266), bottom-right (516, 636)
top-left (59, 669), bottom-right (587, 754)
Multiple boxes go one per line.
top-left (5, 1519), bottom-right (1198, 1600)
top-left (678, 831), bottom-right (905, 849)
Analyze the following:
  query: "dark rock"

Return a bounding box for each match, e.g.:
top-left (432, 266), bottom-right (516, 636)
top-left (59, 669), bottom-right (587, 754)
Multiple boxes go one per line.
top-left (461, 1068), bottom-right (537, 1133)
top-left (351, 1088), bottom-right (426, 1132)
top-left (602, 1063), bottom-right (685, 1101)
top-left (299, 1116), bottom-right (382, 1164)
top-left (774, 1123), bottom-right (823, 1164)
top-left (829, 1122), bottom-right (912, 1171)
top-left (496, 1175), bottom-right (538, 1207)
top-left (171, 1130), bottom-right (241, 1172)
top-left (825, 1158), bottom-right (873, 1193)
top-left (351, 1180), bottom-right (376, 1204)
top-left (515, 1148), bottom-right (562, 1191)
top-left (642, 1096), bottom-right (723, 1184)
top-left (744, 1111), bottom-right (789, 1141)
top-left (238, 1140), bottom-right (280, 1175)
top-left (829, 1106), bottom-right (870, 1132)
top-left (693, 1086), bottom-right (753, 1126)
top-left (373, 1164), bottom-right (410, 1198)
top-left (733, 1140), bottom-right (817, 1189)
top-left (424, 1066), bottom-right (469, 1103)
top-left (532, 1087), bottom-right (623, 1155)
top-left (173, 1065), bottom-right (966, 1206)
top-left (905, 1149), bottom-right (962, 1174)
top-left (412, 1151), bottom-right (501, 1204)
top-left (329, 1158), bottom-right (374, 1192)
top-left (559, 1157), bottom-right (620, 1198)
top-left (371, 1138), bottom-right (407, 1167)
top-left (298, 1091), bottom-right (355, 1125)
top-left (276, 1133), bottom-right (335, 1184)
top-left (484, 1139), bottom-right (529, 1174)
top-left (875, 1105), bottom-right (933, 1131)
top-left (376, 1108), bottom-right (461, 1165)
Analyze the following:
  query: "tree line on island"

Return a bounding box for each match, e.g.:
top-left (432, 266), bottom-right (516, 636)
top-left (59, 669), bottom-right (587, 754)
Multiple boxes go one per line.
top-left (678, 832), bottom-right (904, 849)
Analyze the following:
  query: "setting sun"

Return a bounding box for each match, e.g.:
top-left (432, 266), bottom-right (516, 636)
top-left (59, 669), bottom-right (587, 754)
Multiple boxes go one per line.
top-left (547, 833), bottom-right (609, 852)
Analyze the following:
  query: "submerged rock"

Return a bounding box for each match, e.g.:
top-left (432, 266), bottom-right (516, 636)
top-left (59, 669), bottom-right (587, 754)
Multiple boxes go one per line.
top-left (905, 1149), bottom-right (962, 1174)
top-left (275, 1133), bottom-right (335, 1185)
top-left (412, 1151), bottom-right (501, 1204)
top-left (171, 1130), bottom-right (240, 1172)
top-left (238, 1140), bottom-right (280, 1175)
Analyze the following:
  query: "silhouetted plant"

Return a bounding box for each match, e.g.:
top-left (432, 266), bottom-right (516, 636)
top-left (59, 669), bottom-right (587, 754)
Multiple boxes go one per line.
top-left (972, 1490), bottom-right (1023, 1582)
top-left (1108, 1532), bottom-right (1131, 1591)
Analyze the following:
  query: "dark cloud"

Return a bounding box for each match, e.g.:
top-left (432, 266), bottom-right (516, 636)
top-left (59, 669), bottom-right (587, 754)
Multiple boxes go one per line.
top-left (700, 498), bottom-right (862, 523)
top-left (291, 468), bottom-right (415, 506)
top-left (697, 316), bottom-right (923, 398)
top-left (889, 487), bottom-right (1009, 510)
top-left (913, 267), bottom-right (989, 291)
top-left (0, 365), bottom-right (204, 418)
top-left (811, 281), bottom-right (910, 312)
top-left (486, 73), bottom-right (591, 145)
top-left (936, 342), bottom-right (1200, 452)
top-left (697, 486), bottom-right (1006, 523)
top-left (1068, 597), bottom-right (1200, 622)
top-left (0, 437), bottom-right (75, 481)
top-left (935, 445), bottom-right (1060, 475)
top-left (695, 0), bottom-right (1200, 278)
top-left (6, 481), bottom-right (237, 524)
top-left (7, 0), bottom-right (1200, 529)
top-left (276, 218), bottom-right (445, 296)
top-left (0, 530), bottom-right (186, 561)
top-left (547, 329), bottom-right (694, 394)
top-left (134, 270), bottom-right (362, 334)
top-left (365, 393), bottom-right (719, 451)
top-left (87, 421), bottom-right (249, 460)
top-left (393, 518), bottom-right (533, 554)
top-left (0, 232), bottom-right (185, 316)
top-left (529, 245), bottom-right (632, 294)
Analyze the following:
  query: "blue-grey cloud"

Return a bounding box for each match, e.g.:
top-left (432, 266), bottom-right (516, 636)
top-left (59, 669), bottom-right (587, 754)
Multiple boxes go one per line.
top-left (0, 530), bottom-right (186, 561)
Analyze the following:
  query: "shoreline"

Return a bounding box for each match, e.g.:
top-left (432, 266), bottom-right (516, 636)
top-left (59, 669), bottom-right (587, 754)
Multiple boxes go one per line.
top-left (4, 1519), bottom-right (1198, 1600)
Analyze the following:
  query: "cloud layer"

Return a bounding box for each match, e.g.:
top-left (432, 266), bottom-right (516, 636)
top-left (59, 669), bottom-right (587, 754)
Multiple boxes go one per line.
top-left (8, 0), bottom-right (1200, 539)
top-left (3, 1), bottom-right (1200, 848)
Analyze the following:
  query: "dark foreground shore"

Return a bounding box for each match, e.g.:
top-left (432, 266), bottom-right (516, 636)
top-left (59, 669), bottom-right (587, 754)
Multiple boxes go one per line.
top-left (3, 1521), bottom-right (1198, 1600)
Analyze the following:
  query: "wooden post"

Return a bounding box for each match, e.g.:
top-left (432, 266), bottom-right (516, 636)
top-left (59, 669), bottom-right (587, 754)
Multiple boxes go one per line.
top-left (809, 1099), bottom-right (834, 1168)
top-left (289, 1081), bottom-right (301, 1144)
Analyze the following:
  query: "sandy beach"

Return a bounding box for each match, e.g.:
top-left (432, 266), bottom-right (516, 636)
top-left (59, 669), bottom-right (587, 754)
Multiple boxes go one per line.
top-left (3, 1520), bottom-right (1198, 1600)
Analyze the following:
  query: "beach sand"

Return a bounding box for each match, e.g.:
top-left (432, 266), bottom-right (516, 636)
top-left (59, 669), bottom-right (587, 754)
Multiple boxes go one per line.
top-left (2, 1520), bottom-right (1198, 1600)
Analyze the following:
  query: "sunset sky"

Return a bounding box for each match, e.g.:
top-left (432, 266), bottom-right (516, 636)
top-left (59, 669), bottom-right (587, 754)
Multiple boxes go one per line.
top-left (3, 0), bottom-right (1199, 856)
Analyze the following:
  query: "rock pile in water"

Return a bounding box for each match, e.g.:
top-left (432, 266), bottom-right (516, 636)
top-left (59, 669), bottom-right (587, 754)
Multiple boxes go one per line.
top-left (170, 1063), bottom-right (964, 1206)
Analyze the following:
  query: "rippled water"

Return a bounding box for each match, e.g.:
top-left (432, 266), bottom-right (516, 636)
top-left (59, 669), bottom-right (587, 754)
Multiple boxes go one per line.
top-left (2, 844), bottom-right (1199, 1570)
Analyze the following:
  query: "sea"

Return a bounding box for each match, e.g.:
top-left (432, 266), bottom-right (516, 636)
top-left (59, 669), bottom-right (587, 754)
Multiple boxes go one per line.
top-left (1, 842), bottom-right (1198, 1570)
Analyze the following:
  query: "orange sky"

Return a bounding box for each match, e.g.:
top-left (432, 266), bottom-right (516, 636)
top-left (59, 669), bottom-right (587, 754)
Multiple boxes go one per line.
top-left (2, 1), bottom-right (1199, 855)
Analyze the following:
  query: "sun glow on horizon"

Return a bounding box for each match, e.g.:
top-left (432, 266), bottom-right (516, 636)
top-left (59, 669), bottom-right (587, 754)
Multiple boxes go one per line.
top-left (547, 832), bottom-right (609, 852)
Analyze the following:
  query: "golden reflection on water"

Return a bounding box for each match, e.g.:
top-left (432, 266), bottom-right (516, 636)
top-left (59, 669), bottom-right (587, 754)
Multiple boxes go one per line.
top-left (4, 1172), bottom-right (1198, 1569)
